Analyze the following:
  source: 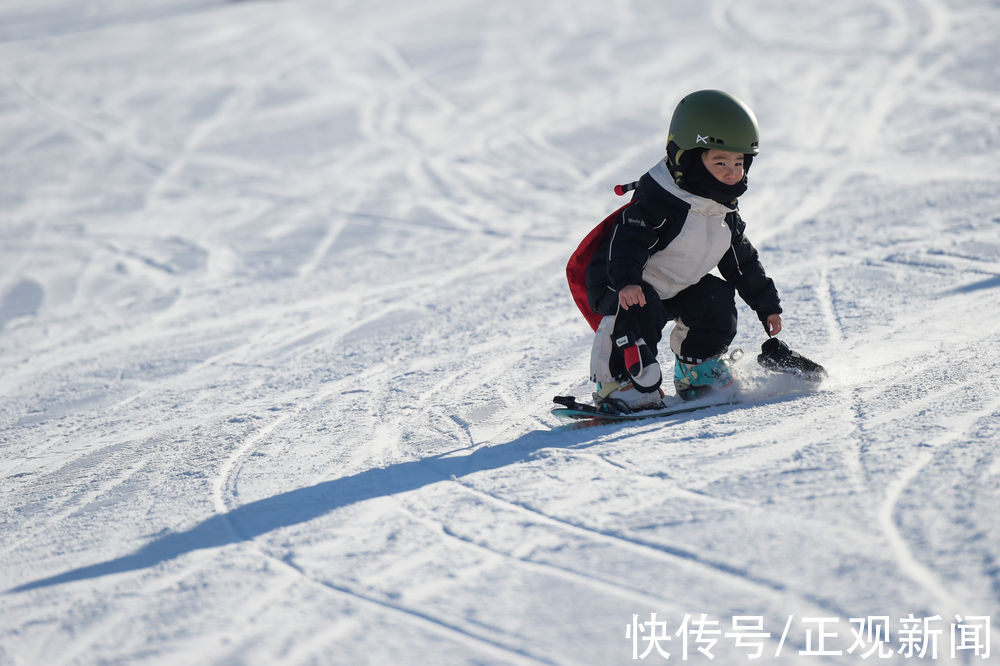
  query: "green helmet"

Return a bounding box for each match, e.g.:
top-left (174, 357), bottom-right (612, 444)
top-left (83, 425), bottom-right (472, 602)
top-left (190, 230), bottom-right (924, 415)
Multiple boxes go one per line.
top-left (667, 90), bottom-right (760, 155)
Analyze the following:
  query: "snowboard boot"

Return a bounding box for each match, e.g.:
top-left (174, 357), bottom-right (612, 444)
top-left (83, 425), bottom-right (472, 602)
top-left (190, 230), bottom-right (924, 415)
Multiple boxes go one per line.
top-left (614, 333), bottom-right (662, 393)
top-left (673, 354), bottom-right (735, 401)
top-left (757, 338), bottom-right (826, 381)
top-left (593, 381), bottom-right (665, 414)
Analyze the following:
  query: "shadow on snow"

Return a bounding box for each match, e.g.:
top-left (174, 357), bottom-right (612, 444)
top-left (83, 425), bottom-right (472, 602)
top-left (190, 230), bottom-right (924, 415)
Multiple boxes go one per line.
top-left (7, 396), bottom-right (796, 594)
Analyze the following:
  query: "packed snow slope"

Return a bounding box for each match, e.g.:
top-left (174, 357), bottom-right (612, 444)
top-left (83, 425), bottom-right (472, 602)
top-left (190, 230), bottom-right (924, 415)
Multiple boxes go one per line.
top-left (2, 0), bottom-right (999, 664)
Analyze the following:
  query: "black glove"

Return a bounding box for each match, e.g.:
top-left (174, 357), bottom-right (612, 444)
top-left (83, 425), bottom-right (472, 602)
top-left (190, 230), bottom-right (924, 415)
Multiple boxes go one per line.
top-left (757, 338), bottom-right (826, 381)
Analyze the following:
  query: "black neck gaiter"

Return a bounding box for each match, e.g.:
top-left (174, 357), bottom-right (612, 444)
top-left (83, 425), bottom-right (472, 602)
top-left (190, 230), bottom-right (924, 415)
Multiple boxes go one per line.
top-left (667, 144), bottom-right (751, 209)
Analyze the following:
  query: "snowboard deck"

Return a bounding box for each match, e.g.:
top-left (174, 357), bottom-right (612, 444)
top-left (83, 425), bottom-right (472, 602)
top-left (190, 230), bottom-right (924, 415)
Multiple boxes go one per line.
top-left (551, 394), bottom-right (738, 422)
top-left (551, 338), bottom-right (827, 424)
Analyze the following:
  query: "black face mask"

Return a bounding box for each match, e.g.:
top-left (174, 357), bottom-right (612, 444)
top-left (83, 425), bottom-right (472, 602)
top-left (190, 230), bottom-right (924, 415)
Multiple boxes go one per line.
top-left (667, 145), bottom-right (752, 209)
top-left (682, 154), bottom-right (747, 207)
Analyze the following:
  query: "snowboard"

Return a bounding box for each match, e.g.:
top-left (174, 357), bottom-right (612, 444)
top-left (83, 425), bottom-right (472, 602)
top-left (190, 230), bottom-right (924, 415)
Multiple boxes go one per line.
top-left (551, 394), bottom-right (738, 422)
top-left (552, 337), bottom-right (826, 423)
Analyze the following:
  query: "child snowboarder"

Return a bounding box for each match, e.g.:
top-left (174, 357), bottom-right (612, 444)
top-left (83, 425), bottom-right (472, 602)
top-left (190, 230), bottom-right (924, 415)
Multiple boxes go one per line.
top-left (567, 89), bottom-right (820, 413)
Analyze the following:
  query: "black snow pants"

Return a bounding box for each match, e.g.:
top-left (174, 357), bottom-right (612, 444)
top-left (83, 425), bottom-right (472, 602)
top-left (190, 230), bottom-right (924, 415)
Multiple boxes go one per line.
top-left (608, 274), bottom-right (737, 379)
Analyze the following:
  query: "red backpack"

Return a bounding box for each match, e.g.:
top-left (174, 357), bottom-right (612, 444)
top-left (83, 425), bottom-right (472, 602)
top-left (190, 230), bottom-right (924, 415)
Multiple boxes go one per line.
top-left (565, 201), bottom-right (633, 331)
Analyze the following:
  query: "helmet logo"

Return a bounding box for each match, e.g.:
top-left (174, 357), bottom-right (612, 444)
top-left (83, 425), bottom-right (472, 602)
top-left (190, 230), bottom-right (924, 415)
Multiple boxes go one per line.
top-left (696, 134), bottom-right (727, 146)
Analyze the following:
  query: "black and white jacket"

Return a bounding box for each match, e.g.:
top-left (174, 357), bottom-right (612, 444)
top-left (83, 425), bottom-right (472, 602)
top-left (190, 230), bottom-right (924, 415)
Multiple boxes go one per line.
top-left (585, 160), bottom-right (782, 323)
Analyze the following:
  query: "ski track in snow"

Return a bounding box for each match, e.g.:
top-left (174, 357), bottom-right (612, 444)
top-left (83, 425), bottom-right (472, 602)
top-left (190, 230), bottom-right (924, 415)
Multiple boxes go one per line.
top-left (2, 0), bottom-right (1000, 664)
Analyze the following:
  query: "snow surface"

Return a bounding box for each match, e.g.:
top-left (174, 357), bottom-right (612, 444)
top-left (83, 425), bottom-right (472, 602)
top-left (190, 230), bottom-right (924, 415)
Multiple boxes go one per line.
top-left (2, 0), bottom-right (999, 664)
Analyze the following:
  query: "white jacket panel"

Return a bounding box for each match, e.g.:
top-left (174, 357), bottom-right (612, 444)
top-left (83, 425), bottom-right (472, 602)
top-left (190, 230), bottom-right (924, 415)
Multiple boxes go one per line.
top-left (640, 162), bottom-right (733, 300)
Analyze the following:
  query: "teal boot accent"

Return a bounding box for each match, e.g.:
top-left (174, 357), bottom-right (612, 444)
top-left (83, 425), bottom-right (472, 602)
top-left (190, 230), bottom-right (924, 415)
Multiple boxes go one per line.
top-left (673, 355), bottom-right (734, 401)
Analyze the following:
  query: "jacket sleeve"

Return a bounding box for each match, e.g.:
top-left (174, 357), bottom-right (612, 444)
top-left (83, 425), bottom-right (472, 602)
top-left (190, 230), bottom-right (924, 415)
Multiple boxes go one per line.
top-left (605, 202), bottom-right (660, 290)
top-left (718, 213), bottom-right (782, 322)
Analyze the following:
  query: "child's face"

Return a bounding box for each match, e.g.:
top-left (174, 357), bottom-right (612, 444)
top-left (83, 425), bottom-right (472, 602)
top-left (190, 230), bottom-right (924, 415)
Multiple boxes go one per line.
top-left (701, 149), bottom-right (745, 186)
